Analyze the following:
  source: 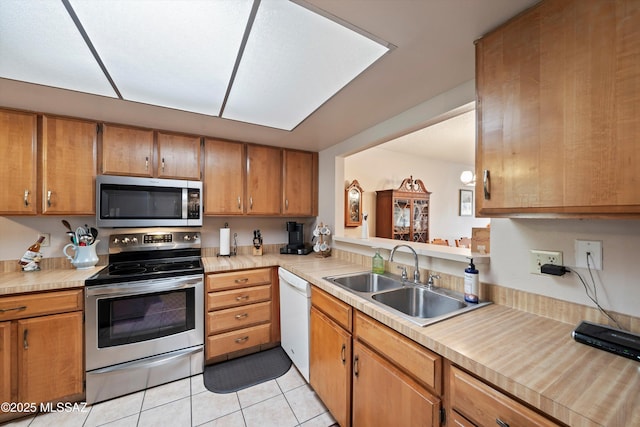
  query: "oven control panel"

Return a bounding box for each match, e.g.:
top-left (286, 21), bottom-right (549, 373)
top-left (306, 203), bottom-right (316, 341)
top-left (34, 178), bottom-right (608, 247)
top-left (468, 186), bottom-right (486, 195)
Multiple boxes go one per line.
top-left (109, 231), bottom-right (201, 252)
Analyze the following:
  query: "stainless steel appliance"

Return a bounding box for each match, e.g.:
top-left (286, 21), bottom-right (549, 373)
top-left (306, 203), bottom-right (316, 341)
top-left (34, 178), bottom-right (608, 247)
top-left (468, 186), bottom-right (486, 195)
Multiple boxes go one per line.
top-left (85, 231), bottom-right (204, 404)
top-left (96, 175), bottom-right (202, 228)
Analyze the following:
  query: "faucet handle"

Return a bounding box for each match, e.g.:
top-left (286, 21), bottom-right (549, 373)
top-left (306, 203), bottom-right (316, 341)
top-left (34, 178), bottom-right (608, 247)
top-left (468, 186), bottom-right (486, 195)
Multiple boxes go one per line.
top-left (427, 274), bottom-right (440, 287)
top-left (397, 265), bottom-right (408, 280)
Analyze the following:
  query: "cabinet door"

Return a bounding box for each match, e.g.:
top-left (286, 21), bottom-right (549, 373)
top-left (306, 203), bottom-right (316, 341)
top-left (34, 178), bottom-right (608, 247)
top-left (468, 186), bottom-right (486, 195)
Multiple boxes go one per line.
top-left (156, 132), bottom-right (201, 180)
top-left (352, 341), bottom-right (440, 427)
top-left (0, 321), bottom-right (10, 404)
top-left (310, 306), bottom-right (351, 427)
top-left (41, 116), bottom-right (97, 215)
top-left (101, 124), bottom-right (154, 177)
top-left (283, 149), bottom-right (316, 216)
top-left (17, 312), bottom-right (83, 404)
top-left (0, 110), bottom-right (37, 214)
top-left (246, 145), bottom-right (281, 215)
top-left (476, 0), bottom-right (640, 216)
top-left (203, 139), bottom-right (244, 214)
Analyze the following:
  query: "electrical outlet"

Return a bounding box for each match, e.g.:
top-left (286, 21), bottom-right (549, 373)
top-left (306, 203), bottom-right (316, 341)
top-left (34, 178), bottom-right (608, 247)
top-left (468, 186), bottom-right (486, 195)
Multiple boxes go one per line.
top-left (575, 240), bottom-right (602, 270)
top-left (39, 233), bottom-right (50, 247)
top-left (529, 250), bottom-right (563, 274)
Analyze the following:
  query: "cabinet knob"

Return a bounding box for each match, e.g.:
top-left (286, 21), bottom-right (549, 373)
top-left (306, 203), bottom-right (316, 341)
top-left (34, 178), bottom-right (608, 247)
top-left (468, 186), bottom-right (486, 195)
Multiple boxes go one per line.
top-left (353, 355), bottom-right (359, 377)
top-left (249, 196), bottom-right (253, 209)
top-left (24, 189), bottom-right (30, 206)
top-left (285, 199), bottom-right (289, 210)
top-left (47, 190), bottom-right (52, 207)
top-left (145, 156), bottom-right (149, 170)
top-left (23, 329), bottom-right (28, 349)
top-left (341, 344), bottom-right (346, 365)
top-left (237, 196), bottom-right (241, 210)
top-left (235, 336), bottom-right (249, 344)
top-left (161, 157), bottom-right (165, 172)
top-left (235, 313), bottom-right (249, 320)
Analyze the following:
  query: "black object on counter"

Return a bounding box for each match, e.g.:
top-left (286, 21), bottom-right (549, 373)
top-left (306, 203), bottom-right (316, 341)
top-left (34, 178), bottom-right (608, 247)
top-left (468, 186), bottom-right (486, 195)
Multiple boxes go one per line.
top-left (280, 221), bottom-right (312, 255)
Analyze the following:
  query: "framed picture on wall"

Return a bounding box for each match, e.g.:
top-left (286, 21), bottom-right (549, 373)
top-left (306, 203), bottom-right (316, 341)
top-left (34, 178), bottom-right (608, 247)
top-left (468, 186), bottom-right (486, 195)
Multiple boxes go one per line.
top-left (459, 189), bottom-right (473, 216)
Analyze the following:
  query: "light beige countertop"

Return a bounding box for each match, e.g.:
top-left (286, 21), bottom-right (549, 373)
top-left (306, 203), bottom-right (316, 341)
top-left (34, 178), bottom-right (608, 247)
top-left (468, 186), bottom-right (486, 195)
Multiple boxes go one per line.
top-left (1, 254), bottom-right (637, 426)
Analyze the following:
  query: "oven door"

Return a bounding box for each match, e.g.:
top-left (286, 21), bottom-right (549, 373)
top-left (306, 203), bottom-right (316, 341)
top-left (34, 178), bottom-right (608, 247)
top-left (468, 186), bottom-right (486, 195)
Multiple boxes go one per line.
top-left (85, 274), bottom-right (204, 371)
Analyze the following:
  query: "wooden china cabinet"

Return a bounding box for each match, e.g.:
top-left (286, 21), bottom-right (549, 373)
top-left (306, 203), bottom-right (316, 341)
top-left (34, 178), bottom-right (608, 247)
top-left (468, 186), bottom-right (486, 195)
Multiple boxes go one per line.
top-left (375, 176), bottom-right (431, 243)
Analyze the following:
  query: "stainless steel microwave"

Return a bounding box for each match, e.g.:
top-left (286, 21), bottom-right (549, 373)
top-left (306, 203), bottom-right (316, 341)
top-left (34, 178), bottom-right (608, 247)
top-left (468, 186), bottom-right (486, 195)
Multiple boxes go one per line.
top-left (96, 175), bottom-right (202, 228)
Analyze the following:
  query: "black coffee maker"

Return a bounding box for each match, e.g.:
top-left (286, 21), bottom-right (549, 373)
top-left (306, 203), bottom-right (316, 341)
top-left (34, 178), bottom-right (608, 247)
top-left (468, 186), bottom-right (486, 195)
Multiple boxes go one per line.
top-left (280, 221), bottom-right (313, 255)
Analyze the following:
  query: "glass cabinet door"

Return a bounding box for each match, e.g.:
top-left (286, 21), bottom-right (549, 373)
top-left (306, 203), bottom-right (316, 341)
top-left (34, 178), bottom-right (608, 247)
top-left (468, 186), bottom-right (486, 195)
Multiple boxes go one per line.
top-left (412, 199), bottom-right (429, 243)
top-left (392, 198), bottom-right (411, 241)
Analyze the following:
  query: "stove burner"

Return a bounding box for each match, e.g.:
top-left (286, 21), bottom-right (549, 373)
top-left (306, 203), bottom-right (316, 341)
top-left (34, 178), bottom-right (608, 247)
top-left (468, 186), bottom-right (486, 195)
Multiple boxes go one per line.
top-left (109, 267), bottom-right (147, 275)
top-left (150, 262), bottom-right (199, 272)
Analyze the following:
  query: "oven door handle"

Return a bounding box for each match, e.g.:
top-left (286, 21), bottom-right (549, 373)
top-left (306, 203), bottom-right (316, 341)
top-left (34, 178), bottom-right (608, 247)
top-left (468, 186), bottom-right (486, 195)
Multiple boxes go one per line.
top-left (86, 276), bottom-right (203, 298)
top-left (88, 346), bottom-right (203, 375)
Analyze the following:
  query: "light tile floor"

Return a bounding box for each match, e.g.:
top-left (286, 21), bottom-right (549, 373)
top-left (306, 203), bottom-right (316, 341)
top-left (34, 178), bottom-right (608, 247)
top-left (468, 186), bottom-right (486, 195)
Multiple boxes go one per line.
top-left (4, 366), bottom-right (337, 427)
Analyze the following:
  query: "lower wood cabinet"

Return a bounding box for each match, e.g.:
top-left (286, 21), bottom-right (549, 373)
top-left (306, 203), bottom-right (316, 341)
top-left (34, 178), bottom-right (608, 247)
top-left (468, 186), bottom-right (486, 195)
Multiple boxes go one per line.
top-left (0, 289), bottom-right (84, 423)
top-left (310, 287), bottom-right (353, 427)
top-left (205, 268), bottom-right (279, 363)
top-left (446, 362), bottom-right (561, 427)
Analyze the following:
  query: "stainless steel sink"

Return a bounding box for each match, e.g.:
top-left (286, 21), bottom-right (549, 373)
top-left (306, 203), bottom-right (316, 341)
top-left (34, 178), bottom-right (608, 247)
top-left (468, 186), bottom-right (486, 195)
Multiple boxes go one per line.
top-left (372, 287), bottom-right (466, 319)
top-left (326, 272), bottom-right (404, 293)
top-left (323, 271), bottom-right (491, 327)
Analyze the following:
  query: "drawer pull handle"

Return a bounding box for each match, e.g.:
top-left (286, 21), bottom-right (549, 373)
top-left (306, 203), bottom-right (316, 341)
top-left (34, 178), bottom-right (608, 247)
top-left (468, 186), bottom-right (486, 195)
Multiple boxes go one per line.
top-left (234, 278), bottom-right (249, 283)
top-left (235, 295), bottom-right (250, 301)
top-left (23, 329), bottom-right (28, 349)
top-left (235, 336), bottom-right (249, 344)
top-left (161, 157), bottom-right (165, 172)
top-left (496, 419), bottom-right (509, 427)
top-left (340, 344), bottom-right (346, 364)
top-left (235, 313), bottom-right (249, 320)
top-left (24, 189), bottom-right (30, 206)
top-left (483, 169), bottom-right (491, 200)
top-left (353, 355), bottom-right (359, 377)
top-left (145, 156), bottom-right (149, 170)
top-left (47, 190), bottom-right (52, 207)
top-left (0, 305), bottom-right (27, 314)
top-left (237, 196), bottom-right (241, 209)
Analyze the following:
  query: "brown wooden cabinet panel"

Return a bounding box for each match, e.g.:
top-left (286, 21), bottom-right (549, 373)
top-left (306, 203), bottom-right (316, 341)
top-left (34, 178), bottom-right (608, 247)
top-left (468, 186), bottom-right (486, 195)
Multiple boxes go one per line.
top-left (448, 364), bottom-right (560, 427)
top-left (352, 340), bottom-right (441, 427)
top-left (246, 145), bottom-right (281, 215)
top-left (17, 311), bottom-right (83, 404)
top-left (310, 306), bottom-right (352, 427)
top-left (0, 322), bottom-right (10, 405)
top-left (101, 123), bottom-right (154, 177)
top-left (207, 301), bottom-right (271, 335)
top-left (203, 138), bottom-right (245, 214)
top-left (156, 131), bottom-right (201, 180)
top-left (206, 323), bottom-right (271, 359)
top-left (283, 149), bottom-right (317, 216)
top-left (41, 115), bottom-right (97, 215)
top-left (0, 109), bottom-right (37, 215)
top-left (206, 268), bottom-right (272, 292)
top-left (310, 286), bottom-right (352, 331)
top-left (476, 0), bottom-right (640, 216)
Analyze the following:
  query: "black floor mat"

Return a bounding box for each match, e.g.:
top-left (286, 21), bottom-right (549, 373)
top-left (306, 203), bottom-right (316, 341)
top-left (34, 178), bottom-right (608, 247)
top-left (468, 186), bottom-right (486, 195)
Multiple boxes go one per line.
top-left (203, 346), bottom-right (292, 393)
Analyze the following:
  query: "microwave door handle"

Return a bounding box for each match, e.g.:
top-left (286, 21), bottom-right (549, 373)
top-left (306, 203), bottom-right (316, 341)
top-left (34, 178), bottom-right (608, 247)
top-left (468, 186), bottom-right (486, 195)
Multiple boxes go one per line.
top-left (182, 188), bottom-right (188, 219)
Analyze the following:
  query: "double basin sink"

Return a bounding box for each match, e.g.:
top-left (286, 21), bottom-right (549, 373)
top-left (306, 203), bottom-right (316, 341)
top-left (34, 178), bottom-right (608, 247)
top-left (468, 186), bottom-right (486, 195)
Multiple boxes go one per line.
top-left (323, 271), bottom-right (491, 327)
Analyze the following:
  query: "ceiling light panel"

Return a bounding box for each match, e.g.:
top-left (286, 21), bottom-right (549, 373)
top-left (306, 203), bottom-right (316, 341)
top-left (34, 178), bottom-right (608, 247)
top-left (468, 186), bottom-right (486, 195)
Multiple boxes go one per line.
top-left (0, 0), bottom-right (116, 97)
top-left (223, 0), bottom-right (390, 130)
top-left (69, 0), bottom-right (253, 115)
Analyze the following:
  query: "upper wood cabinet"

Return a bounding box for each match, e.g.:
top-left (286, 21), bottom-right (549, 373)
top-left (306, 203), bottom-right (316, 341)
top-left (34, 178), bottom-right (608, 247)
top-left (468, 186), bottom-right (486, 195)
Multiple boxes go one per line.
top-left (203, 138), bottom-right (245, 215)
top-left (101, 126), bottom-right (201, 180)
top-left (156, 131), bottom-right (201, 180)
top-left (100, 123), bottom-right (154, 177)
top-left (475, 0), bottom-right (640, 217)
top-left (0, 109), bottom-right (37, 215)
top-left (41, 115), bottom-right (97, 215)
top-left (283, 149), bottom-right (318, 216)
top-left (246, 144), bottom-right (282, 215)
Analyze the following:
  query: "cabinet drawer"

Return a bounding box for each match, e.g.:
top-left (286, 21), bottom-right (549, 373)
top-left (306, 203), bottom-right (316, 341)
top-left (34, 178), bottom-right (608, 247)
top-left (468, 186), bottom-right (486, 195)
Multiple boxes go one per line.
top-left (206, 323), bottom-right (271, 359)
top-left (208, 301), bottom-right (271, 334)
top-left (207, 268), bottom-right (272, 291)
top-left (208, 285), bottom-right (271, 310)
top-left (0, 289), bottom-right (83, 321)
top-left (311, 286), bottom-right (352, 331)
top-left (449, 366), bottom-right (560, 427)
top-left (355, 311), bottom-right (441, 394)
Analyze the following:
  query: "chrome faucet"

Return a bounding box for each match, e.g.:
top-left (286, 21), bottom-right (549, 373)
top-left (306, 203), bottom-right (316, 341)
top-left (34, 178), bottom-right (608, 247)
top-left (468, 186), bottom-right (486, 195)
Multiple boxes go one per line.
top-left (389, 244), bottom-right (420, 284)
top-left (426, 273), bottom-right (440, 289)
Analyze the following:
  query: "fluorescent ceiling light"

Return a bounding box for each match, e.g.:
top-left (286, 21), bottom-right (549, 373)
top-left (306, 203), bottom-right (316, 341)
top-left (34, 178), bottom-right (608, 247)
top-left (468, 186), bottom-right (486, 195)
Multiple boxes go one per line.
top-left (0, 0), bottom-right (116, 97)
top-left (0, 0), bottom-right (391, 131)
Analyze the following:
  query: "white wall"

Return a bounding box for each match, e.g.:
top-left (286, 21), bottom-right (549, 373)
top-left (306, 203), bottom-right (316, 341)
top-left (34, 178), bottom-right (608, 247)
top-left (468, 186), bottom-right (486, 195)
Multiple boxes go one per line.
top-left (344, 146), bottom-right (489, 242)
top-left (319, 80), bottom-right (640, 318)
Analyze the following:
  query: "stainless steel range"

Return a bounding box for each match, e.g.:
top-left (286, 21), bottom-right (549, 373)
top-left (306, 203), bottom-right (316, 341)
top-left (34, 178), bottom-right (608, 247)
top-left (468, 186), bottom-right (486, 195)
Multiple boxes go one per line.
top-left (84, 231), bottom-right (204, 404)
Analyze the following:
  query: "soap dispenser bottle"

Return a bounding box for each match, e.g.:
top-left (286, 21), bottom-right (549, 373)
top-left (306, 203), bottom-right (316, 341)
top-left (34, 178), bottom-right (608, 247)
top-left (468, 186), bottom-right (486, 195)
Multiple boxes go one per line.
top-left (464, 258), bottom-right (479, 303)
top-left (372, 248), bottom-right (385, 274)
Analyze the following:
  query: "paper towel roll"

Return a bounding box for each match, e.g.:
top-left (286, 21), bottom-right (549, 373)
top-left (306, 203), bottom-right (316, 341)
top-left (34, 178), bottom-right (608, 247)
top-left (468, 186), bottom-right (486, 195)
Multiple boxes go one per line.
top-left (220, 228), bottom-right (230, 256)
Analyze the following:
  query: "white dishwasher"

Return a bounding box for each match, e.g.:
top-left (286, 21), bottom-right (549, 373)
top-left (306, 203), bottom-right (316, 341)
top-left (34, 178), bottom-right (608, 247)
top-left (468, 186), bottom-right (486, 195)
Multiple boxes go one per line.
top-left (278, 267), bottom-right (311, 382)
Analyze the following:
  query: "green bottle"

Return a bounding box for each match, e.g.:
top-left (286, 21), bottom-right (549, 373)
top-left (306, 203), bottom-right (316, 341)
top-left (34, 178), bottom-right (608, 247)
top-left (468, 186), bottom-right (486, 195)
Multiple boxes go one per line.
top-left (372, 248), bottom-right (385, 274)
